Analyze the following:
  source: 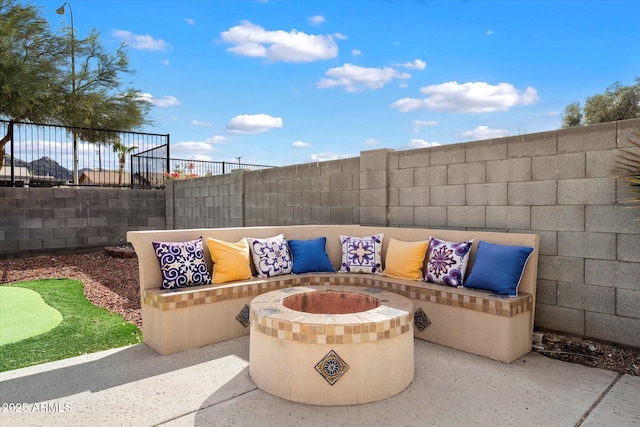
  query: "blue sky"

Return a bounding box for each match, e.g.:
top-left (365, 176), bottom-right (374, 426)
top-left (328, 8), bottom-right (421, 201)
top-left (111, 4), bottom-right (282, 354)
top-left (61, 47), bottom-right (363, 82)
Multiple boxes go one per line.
top-left (43, 0), bottom-right (640, 167)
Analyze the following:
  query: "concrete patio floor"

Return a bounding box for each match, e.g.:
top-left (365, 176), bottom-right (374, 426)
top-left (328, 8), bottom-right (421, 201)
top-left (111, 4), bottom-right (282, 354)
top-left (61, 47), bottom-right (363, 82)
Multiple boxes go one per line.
top-left (1, 336), bottom-right (638, 426)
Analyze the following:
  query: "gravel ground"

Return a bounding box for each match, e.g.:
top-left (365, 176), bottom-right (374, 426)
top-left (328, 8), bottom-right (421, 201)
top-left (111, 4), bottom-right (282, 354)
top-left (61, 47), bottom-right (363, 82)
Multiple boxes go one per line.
top-left (1, 250), bottom-right (638, 375)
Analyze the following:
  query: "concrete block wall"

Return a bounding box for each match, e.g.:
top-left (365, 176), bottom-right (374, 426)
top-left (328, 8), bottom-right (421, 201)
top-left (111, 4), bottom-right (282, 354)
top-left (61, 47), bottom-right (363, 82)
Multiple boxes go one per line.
top-left (380, 119), bottom-right (639, 347)
top-left (168, 118), bottom-right (639, 347)
top-left (169, 157), bottom-right (360, 229)
top-left (0, 187), bottom-right (166, 258)
top-left (167, 170), bottom-right (244, 229)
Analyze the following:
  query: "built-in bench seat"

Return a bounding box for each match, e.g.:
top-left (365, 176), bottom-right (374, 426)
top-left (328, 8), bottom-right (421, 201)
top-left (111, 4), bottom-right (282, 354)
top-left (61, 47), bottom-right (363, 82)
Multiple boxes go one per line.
top-left (128, 225), bottom-right (539, 363)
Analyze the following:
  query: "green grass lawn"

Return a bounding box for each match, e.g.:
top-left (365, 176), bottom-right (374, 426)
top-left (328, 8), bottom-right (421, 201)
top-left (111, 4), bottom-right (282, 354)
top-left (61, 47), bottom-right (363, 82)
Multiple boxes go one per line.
top-left (0, 278), bottom-right (142, 372)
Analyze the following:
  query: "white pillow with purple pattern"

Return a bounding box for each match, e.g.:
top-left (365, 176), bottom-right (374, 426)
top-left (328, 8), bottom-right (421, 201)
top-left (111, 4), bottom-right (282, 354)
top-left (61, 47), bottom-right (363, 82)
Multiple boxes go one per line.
top-left (152, 237), bottom-right (212, 289)
top-left (339, 233), bottom-right (384, 274)
top-left (247, 234), bottom-right (293, 278)
top-left (424, 237), bottom-right (473, 287)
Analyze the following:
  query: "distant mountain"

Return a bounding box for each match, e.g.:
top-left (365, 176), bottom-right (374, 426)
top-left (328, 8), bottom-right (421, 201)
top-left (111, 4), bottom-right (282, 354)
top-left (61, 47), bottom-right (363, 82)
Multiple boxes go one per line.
top-left (5, 154), bottom-right (28, 169)
top-left (5, 155), bottom-right (72, 181)
top-left (30, 157), bottom-right (72, 181)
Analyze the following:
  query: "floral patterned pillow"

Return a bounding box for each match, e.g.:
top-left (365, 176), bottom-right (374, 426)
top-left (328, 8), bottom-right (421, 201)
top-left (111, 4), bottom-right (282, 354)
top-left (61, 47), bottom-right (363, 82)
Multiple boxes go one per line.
top-left (152, 237), bottom-right (212, 289)
top-left (424, 237), bottom-right (473, 287)
top-left (247, 234), bottom-right (293, 278)
top-left (339, 234), bottom-right (384, 274)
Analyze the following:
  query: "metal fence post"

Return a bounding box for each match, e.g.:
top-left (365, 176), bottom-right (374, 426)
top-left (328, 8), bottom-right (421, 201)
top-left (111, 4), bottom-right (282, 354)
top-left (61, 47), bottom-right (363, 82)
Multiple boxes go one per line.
top-left (9, 120), bottom-right (15, 187)
top-left (166, 134), bottom-right (170, 177)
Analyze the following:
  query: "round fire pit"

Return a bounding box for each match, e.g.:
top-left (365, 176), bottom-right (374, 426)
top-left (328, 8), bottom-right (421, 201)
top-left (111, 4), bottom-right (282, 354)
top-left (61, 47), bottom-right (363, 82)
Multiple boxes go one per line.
top-left (249, 285), bottom-right (414, 405)
top-left (282, 290), bottom-right (381, 314)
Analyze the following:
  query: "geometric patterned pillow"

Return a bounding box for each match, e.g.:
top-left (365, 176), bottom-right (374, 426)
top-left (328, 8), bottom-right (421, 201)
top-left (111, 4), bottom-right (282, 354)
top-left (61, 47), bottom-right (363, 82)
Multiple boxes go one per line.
top-left (338, 233), bottom-right (384, 274)
top-left (246, 234), bottom-right (293, 278)
top-left (424, 237), bottom-right (473, 287)
top-left (152, 237), bottom-right (212, 289)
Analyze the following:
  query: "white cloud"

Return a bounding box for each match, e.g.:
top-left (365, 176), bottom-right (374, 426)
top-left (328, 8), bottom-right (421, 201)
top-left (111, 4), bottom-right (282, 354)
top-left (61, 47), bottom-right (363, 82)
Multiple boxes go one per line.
top-left (171, 141), bottom-right (217, 152)
top-left (461, 126), bottom-right (511, 140)
top-left (486, 30), bottom-right (495, 36)
top-left (333, 33), bottom-right (348, 40)
top-left (309, 15), bottom-right (325, 25)
top-left (206, 135), bottom-right (230, 144)
top-left (351, 48), bottom-right (362, 56)
top-left (191, 120), bottom-right (213, 127)
top-left (220, 21), bottom-right (339, 63)
top-left (190, 154), bottom-right (214, 161)
top-left (161, 59), bottom-right (170, 65)
top-left (111, 29), bottom-right (171, 51)
top-left (292, 140), bottom-right (312, 148)
top-left (308, 152), bottom-right (356, 162)
top-left (186, 18), bottom-right (195, 26)
top-left (396, 59), bottom-right (426, 70)
top-left (138, 93), bottom-right (181, 107)
top-left (363, 138), bottom-right (380, 146)
top-left (411, 119), bottom-right (437, 133)
top-left (226, 114), bottom-right (283, 134)
top-left (391, 81), bottom-right (539, 113)
top-left (403, 139), bottom-right (440, 149)
top-left (318, 63), bottom-right (411, 92)
top-left (389, 97), bottom-right (426, 113)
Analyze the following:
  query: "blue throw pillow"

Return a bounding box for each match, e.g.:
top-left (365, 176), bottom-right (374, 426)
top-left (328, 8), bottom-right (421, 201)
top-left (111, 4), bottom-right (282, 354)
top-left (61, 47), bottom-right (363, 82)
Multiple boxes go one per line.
top-left (288, 237), bottom-right (336, 274)
top-left (464, 240), bottom-right (534, 296)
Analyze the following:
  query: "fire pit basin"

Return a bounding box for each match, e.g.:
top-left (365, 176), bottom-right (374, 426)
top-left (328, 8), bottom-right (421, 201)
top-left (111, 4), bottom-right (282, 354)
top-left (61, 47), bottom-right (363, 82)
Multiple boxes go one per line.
top-left (249, 285), bottom-right (414, 405)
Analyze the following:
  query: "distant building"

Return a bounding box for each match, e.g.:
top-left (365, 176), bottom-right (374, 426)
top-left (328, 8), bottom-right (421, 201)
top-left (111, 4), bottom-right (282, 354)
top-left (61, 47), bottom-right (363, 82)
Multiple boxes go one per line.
top-left (79, 170), bottom-right (131, 186)
top-left (0, 165), bottom-right (33, 186)
top-left (0, 165), bottom-right (62, 186)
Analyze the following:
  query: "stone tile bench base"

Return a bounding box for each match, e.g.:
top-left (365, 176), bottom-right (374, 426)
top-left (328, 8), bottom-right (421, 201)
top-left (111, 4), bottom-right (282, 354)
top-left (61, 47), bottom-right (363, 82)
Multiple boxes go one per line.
top-left (143, 274), bottom-right (533, 362)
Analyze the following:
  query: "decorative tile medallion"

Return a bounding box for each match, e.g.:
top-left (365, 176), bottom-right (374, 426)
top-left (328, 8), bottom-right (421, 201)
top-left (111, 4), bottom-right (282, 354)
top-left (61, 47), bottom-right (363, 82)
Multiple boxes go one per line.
top-left (236, 304), bottom-right (250, 327)
top-left (414, 308), bottom-right (431, 331)
top-left (315, 350), bottom-right (349, 385)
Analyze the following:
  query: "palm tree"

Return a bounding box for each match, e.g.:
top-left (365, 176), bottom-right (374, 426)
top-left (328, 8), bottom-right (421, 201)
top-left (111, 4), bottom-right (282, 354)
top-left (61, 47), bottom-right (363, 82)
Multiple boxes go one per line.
top-left (112, 138), bottom-right (137, 186)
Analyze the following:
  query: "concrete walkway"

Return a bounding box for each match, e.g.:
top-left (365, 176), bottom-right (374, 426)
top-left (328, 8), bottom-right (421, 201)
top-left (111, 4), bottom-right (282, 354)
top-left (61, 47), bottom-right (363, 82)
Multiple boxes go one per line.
top-left (1, 337), bottom-right (638, 426)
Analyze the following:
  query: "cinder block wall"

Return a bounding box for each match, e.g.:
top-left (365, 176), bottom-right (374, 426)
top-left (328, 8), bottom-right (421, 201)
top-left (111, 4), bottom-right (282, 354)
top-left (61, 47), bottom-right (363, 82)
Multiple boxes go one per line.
top-left (0, 187), bottom-right (166, 258)
top-left (170, 118), bottom-right (640, 347)
top-left (169, 157), bottom-right (361, 228)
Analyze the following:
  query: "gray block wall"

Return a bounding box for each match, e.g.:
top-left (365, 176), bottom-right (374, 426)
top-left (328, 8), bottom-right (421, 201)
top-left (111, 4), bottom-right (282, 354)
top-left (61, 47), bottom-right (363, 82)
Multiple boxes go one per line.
top-left (169, 118), bottom-right (640, 347)
top-left (0, 187), bottom-right (166, 258)
top-left (168, 157), bottom-right (361, 229)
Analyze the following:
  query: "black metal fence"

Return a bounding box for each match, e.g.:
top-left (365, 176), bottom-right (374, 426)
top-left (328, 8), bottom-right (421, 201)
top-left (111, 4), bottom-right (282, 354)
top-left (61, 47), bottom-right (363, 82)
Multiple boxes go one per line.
top-left (132, 145), bottom-right (273, 189)
top-left (1, 120), bottom-right (273, 188)
top-left (1, 119), bottom-right (169, 187)
top-left (131, 144), bottom-right (169, 189)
